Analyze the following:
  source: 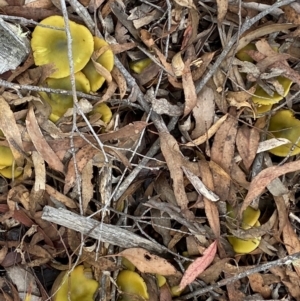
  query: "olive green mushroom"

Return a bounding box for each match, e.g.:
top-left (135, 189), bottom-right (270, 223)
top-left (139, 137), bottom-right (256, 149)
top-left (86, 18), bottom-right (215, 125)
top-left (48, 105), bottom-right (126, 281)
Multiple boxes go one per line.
top-left (39, 72), bottom-right (90, 122)
top-left (268, 109), bottom-right (300, 156)
top-left (51, 265), bottom-right (99, 301)
top-left (31, 15), bottom-right (94, 79)
top-left (81, 37), bottom-right (114, 92)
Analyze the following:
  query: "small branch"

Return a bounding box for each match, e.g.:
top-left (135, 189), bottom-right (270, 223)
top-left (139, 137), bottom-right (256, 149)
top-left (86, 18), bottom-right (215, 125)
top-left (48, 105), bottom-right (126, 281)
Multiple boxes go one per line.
top-left (177, 251), bottom-right (300, 299)
top-left (41, 206), bottom-right (165, 254)
top-left (0, 79), bottom-right (100, 101)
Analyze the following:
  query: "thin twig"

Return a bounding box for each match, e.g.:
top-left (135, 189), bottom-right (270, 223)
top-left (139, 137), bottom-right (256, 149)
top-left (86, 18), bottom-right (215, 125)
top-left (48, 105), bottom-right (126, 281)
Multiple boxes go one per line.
top-left (0, 79), bottom-right (100, 100)
top-left (177, 251), bottom-right (300, 300)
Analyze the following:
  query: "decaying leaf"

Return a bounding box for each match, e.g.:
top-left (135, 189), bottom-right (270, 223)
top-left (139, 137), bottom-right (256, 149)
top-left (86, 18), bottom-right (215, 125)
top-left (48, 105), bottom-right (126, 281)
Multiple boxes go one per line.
top-left (236, 125), bottom-right (260, 170)
top-left (191, 86), bottom-right (215, 139)
top-left (160, 131), bottom-right (189, 211)
top-left (118, 248), bottom-right (180, 276)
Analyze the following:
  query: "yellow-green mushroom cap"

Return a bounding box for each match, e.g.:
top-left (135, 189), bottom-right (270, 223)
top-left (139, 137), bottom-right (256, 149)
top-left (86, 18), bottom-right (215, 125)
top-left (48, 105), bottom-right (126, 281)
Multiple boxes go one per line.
top-left (39, 72), bottom-right (90, 122)
top-left (52, 265), bottom-right (99, 301)
top-left (82, 37), bottom-right (114, 92)
top-left (252, 76), bottom-right (293, 106)
top-left (91, 103), bottom-right (112, 124)
top-left (228, 221), bottom-right (261, 254)
top-left (31, 15), bottom-right (94, 79)
top-left (117, 270), bottom-right (149, 301)
top-left (268, 109), bottom-right (300, 156)
top-left (236, 43), bottom-right (257, 63)
top-left (227, 204), bottom-right (260, 229)
top-left (129, 58), bottom-right (152, 74)
top-left (0, 146), bottom-right (15, 168)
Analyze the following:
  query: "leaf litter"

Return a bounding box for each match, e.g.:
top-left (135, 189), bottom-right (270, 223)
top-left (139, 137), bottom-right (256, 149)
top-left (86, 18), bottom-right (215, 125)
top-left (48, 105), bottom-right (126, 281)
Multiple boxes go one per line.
top-left (1, 0), bottom-right (300, 300)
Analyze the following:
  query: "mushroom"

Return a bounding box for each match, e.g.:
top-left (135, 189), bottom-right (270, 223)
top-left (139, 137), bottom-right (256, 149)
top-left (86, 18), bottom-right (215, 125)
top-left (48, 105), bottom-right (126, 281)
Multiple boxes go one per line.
top-left (31, 15), bottom-right (94, 79)
top-left (236, 43), bottom-right (257, 63)
top-left (39, 71), bottom-right (90, 122)
top-left (0, 166), bottom-right (23, 179)
top-left (252, 76), bottom-right (293, 106)
top-left (81, 37), bottom-right (114, 92)
top-left (268, 109), bottom-right (300, 156)
top-left (90, 103), bottom-right (112, 124)
top-left (226, 204), bottom-right (261, 254)
top-left (0, 146), bottom-right (15, 168)
top-left (0, 146), bottom-right (23, 179)
top-left (116, 270), bottom-right (149, 301)
top-left (51, 265), bottom-right (98, 301)
top-left (227, 221), bottom-right (262, 254)
top-left (129, 58), bottom-right (152, 74)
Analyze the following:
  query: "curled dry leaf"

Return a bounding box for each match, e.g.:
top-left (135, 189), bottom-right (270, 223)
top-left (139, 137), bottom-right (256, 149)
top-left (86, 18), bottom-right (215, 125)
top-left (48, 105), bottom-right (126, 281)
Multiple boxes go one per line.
top-left (118, 248), bottom-right (180, 276)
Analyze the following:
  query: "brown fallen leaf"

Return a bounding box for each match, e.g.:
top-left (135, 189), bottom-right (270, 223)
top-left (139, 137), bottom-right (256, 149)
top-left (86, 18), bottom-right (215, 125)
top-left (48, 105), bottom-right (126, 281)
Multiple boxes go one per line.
top-left (236, 124), bottom-right (260, 170)
top-left (211, 111), bottom-right (238, 201)
top-left (282, 219), bottom-right (300, 277)
top-left (118, 248), bottom-right (180, 276)
top-left (81, 159), bottom-right (93, 214)
top-left (198, 160), bottom-right (221, 240)
top-left (160, 131), bottom-right (189, 211)
top-left (179, 240), bottom-right (217, 290)
top-left (216, 0), bottom-right (228, 23)
top-left (183, 58), bottom-right (197, 117)
top-left (248, 273), bottom-right (271, 299)
top-left (191, 85), bottom-right (215, 139)
top-left (26, 106), bottom-right (64, 173)
top-left (64, 144), bottom-right (99, 194)
top-left (242, 159), bottom-right (300, 213)
top-left (111, 66), bottom-right (127, 99)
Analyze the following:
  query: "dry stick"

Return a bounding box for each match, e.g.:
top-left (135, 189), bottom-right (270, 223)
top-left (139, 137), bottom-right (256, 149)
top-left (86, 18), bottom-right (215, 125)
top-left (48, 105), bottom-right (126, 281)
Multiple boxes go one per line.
top-left (59, 0), bottom-right (85, 271)
top-left (0, 80), bottom-right (100, 100)
top-left (177, 251), bottom-right (300, 300)
top-left (195, 0), bottom-right (296, 95)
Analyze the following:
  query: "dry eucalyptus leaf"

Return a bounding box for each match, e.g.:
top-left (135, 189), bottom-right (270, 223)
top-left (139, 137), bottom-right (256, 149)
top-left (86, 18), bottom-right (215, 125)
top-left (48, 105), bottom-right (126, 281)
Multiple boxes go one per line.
top-left (160, 131), bottom-right (189, 210)
top-left (174, 0), bottom-right (197, 10)
top-left (81, 159), bottom-right (93, 214)
top-left (172, 51), bottom-right (185, 77)
top-left (118, 248), bottom-right (180, 276)
top-left (216, 0), bottom-right (228, 23)
top-left (0, 96), bottom-right (24, 167)
top-left (111, 66), bottom-right (127, 99)
top-left (26, 106), bottom-right (64, 173)
top-left (183, 59), bottom-right (197, 117)
top-left (191, 86), bottom-right (215, 139)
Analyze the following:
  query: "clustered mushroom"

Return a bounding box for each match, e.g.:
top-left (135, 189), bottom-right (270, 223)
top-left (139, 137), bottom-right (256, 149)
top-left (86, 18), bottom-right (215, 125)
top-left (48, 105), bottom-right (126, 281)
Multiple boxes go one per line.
top-left (31, 16), bottom-right (114, 122)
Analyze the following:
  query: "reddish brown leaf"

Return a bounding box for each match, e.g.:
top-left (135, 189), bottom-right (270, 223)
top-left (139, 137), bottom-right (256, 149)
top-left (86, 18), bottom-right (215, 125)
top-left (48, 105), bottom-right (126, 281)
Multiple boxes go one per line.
top-left (179, 240), bottom-right (217, 290)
